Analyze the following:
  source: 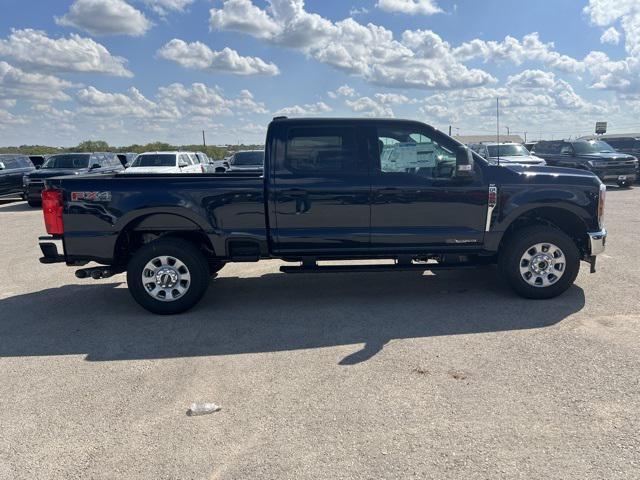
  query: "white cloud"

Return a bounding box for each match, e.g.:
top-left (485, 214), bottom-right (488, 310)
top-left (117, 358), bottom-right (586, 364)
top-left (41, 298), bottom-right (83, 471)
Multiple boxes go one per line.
top-left (274, 102), bottom-right (332, 116)
top-left (374, 93), bottom-right (415, 104)
top-left (453, 33), bottom-right (584, 73)
top-left (56, 0), bottom-right (152, 36)
top-left (76, 86), bottom-right (159, 117)
top-left (349, 7), bottom-right (369, 16)
top-left (600, 27), bottom-right (621, 45)
top-left (142, 0), bottom-right (194, 15)
top-left (157, 39), bottom-right (280, 76)
top-left (0, 28), bottom-right (132, 77)
top-left (0, 61), bottom-right (74, 102)
top-left (584, 0), bottom-right (640, 55)
top-left (346, 97), bottom-right (394, 117)
top-left (210, 0), bottom-right (494, 90)
top-left (328, 84), bottom-right (356, 98)
top-left (376, 0), bottom-right (442, 16)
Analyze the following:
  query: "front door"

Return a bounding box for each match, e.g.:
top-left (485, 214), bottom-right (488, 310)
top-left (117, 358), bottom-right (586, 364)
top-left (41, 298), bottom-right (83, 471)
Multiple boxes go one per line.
top-left (368, 122), bottom-right (488, 251)
top-left (272, 124), bottom-right (370, 254)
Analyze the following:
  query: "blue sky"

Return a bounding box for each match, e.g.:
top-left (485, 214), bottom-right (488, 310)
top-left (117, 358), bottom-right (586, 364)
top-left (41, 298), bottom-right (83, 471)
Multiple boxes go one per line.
top-left (0, 0), bottom-right (638, 146)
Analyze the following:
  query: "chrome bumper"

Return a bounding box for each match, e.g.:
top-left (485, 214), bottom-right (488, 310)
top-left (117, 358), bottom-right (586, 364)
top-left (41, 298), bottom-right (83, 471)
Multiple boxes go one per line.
top-left (588, 229), bottom-right (606, 256)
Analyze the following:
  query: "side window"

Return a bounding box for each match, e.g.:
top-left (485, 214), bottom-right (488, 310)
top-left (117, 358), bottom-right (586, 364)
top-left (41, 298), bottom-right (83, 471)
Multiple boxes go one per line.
top-left (560, 144), bottom-right (574, 155)
top-left (180, 154), bottom-right (191, 165)
top-left (376, 126), bottom-right (457, 180)
top-left (91, 154), bottom-right (103, 167)
top-left (2, 158), bottom-right (18, 169)
top-left (285, 127), bottom-right (362, 173)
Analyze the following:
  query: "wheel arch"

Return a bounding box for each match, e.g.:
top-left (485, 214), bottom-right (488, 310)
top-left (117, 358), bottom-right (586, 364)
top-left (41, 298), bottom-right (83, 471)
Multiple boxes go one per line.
top-left (496, 205), bottom-right (591, 257)
top-left (113, 212), bottom-right (216, 266)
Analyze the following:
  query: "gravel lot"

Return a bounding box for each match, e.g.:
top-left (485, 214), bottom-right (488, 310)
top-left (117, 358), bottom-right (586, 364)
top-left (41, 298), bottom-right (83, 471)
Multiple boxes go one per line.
top-left (0, 188), bottom-right (638, 480)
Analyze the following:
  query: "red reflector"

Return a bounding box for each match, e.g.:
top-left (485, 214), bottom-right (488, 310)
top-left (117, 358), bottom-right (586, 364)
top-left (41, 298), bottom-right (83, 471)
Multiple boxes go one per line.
top-left (42, 189), bottom-right (64, 235)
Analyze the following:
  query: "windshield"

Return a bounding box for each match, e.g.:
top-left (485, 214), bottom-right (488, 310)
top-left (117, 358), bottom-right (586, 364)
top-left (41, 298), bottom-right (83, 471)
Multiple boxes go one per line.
top-left (487, 145), bottom-right (529, 157)
top-left (41, 154), bottom-right (90, 169)
top-left (231, 151), bottom-right (264, 166)
top-left (131, 154), bottom-right (176, 167)
top-left (573, 141), bottom-right (616, 154)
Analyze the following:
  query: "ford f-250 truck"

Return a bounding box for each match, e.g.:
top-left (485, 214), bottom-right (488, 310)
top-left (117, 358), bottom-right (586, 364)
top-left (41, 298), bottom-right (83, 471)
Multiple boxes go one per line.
top-left (38, 117), bottom-right (607, 314)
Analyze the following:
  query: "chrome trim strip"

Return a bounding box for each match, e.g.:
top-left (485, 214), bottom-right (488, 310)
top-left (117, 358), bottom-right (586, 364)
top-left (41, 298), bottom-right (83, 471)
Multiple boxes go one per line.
top-left (588, 229), bottom-right (606, 256)
top-left (485, 184), bottom-right (497, 232)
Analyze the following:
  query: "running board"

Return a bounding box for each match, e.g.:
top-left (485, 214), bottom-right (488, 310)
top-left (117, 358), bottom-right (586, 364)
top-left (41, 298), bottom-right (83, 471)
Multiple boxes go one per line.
top-left (280, 263), bottom-right (478, 274)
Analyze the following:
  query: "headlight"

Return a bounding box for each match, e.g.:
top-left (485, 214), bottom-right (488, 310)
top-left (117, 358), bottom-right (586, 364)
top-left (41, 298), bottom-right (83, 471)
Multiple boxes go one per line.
top-left (22, 174), bottom-right (29, 186)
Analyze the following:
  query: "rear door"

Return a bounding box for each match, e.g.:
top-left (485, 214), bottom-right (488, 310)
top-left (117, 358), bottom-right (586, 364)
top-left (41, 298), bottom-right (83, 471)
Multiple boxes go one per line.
top-left (367, 122), bottom-right (488, 250)
top-left (272, 123), bottom-right (371, 253)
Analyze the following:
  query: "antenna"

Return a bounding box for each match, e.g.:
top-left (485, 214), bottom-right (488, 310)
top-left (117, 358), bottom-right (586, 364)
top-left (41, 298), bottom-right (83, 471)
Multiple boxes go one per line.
top-left (496, 98), bottom-right (500, 166)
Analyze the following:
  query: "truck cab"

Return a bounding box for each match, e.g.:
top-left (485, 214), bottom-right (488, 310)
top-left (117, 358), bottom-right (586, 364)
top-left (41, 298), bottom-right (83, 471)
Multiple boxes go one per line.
top-left (38, 118), bottom-right (607, 314)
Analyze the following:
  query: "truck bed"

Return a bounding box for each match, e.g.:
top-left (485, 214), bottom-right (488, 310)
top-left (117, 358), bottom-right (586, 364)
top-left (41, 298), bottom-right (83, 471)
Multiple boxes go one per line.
top-left (45, 172), bottom-right (267, 264)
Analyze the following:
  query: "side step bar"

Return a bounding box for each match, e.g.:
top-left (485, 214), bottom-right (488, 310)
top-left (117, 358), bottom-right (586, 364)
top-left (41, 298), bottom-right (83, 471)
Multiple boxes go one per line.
top-left (280, 262), bottom-right (478, 274)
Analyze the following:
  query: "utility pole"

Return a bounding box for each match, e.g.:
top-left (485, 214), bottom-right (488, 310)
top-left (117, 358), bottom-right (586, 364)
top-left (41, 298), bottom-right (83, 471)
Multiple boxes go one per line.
top-left (505, 126), bottom-right (510, 136)
top-left (449, 125), bottom-right (452, 136)
top-left (524, 131), bottom-right (527, 143)
top-left (202, 130), bottom-right (206, 147)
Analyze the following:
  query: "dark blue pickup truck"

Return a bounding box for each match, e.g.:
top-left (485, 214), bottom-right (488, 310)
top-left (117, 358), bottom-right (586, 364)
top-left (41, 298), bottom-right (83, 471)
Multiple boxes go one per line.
top-left (39, 117), bottom-right (607, 314)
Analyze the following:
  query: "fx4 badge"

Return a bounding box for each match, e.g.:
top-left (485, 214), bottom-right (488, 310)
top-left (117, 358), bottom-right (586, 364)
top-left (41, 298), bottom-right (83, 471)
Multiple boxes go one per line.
top-left (71, 191), bottom-right (112, 202)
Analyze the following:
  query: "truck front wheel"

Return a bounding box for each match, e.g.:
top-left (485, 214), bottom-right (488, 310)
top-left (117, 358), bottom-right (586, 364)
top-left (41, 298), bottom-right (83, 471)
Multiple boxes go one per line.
top-left (499, 226), bottom-right (580, 299)
top-left (127, 238), bottom-right (210, 314)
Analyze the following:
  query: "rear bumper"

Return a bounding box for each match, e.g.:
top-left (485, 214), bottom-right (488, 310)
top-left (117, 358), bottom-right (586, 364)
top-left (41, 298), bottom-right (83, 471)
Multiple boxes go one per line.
top-left (588, 229), bottom-right (606, 256)
top-left (39, 236), bottom-right (65, 264)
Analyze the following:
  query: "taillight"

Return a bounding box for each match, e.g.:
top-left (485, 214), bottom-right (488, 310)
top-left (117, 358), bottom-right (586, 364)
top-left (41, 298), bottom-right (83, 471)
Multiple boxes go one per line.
top-left (42, 189), bottom-right (64, 235)
top-left (597, 183), bottom-right (606, 229)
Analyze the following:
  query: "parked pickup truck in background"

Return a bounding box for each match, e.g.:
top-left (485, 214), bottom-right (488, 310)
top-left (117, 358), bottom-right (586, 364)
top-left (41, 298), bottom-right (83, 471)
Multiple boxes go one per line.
top-left (25, 152), bottom-right (125, 207)
top-left (533, 140), bottom-right (637, 187)
top-left (38, 117), bottom-right (607, 314)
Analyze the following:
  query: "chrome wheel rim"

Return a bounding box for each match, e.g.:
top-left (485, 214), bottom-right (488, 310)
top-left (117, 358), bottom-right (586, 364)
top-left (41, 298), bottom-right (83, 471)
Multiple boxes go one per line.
top-left (519, 242), bottom-right (566, 288)
top-left (142, 256), bottom-right (191, 302)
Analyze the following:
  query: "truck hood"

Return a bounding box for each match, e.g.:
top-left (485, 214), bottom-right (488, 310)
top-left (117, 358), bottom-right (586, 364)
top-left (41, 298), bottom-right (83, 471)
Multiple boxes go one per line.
top-left (227, 165), bottom-right (263, 172)
top-left (490, 155), bottom-right (546, 165)
top-left (123, 166), bottom-right (178, 174)
top-left (579, 152), bottom-right (637, 161)
top-left (503, 164), bottom-right (599, 180)
top-left (27, 168), bottom-right (87, 179)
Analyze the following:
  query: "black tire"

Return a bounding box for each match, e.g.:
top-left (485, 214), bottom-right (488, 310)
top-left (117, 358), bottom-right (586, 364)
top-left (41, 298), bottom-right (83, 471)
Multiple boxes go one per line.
top-left (617, 180), bottom-right (632, 188)
top-left (498, 225), bottom-right (580, 299)
top-left (127, 238), bottom-right (210, 315)
top-left (27, 200), bottom-right (41, 208)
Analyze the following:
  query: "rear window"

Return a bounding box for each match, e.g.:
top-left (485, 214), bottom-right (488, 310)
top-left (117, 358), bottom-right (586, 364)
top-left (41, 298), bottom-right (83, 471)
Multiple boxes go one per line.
top-left (131, 154), bottom-right (176, 167)
top-left (606, 138), bottom-right (640, 150)
top-left (285, 127), bottom-right (360, 172)
top-left (42, 154), bottom-right (90, 169)
top-left (0, 155), bottom-right (31, 169)
top-left (232, 151), bottom-right (264, 166)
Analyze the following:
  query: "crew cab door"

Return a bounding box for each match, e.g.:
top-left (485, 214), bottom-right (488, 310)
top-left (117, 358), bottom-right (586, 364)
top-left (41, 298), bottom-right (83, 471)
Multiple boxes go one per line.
top-left (367, 122), bottom-right (488, 250)
top-left (271, 124), bottom-right (370, 253)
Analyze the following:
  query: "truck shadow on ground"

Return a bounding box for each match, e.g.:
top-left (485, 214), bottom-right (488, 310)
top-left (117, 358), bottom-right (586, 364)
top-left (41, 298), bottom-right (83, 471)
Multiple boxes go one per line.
top-left (0, 268), bottom-right (585, 365)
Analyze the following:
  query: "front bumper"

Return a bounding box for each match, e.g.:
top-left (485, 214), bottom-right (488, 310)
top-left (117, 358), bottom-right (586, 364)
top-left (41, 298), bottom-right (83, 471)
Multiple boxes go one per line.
top-left (588, 229), bottom-right (606, 256)
top-left (39, 236), bottom-right (65, 264)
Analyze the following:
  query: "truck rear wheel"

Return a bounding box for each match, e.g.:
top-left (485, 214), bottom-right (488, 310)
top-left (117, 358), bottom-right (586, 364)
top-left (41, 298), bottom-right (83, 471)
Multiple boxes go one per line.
top-left (499, 226), bottom-right (580, 299)
top-left (127, 238), bottom-right (210, 314)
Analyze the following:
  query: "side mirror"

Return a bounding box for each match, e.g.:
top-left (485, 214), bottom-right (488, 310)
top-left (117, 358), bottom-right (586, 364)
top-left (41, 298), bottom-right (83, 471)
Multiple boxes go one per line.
top-left (178, 160), bottom-right (189, 168)
top-left (223, 161), bottom-right (230, 168)
top-left (90, 163), bottom-right (101, 170)
top-left (455, 146), bottom-right (474, 178)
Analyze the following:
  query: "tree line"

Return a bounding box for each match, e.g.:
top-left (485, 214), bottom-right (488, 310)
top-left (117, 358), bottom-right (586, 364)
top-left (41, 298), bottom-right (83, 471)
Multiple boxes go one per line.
top-left (0, 140), bottom-right (264, 160)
